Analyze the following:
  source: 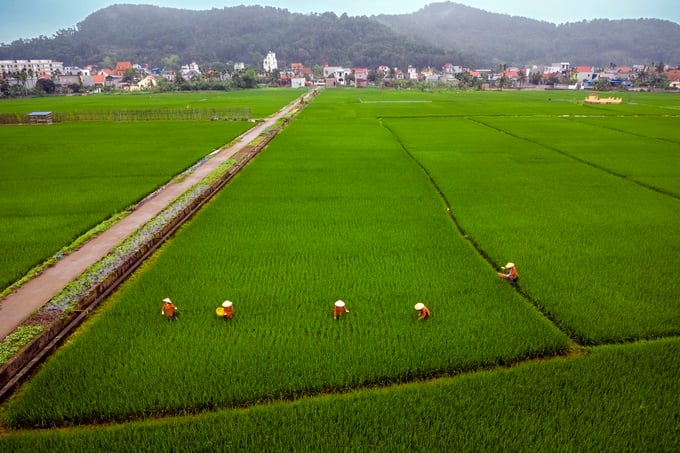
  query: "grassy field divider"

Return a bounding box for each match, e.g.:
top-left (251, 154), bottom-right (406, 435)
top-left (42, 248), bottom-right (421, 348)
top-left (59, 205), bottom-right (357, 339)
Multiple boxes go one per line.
top-left (0, 120), bottom-right (289, 402)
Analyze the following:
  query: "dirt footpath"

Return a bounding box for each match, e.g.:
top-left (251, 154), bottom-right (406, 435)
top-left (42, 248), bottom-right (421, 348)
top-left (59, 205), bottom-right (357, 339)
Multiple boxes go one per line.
top-left (0, 94), bottom-right (307, 340)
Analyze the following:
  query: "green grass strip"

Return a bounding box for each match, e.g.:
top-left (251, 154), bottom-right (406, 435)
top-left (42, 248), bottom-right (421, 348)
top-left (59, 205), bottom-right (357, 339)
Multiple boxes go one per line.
top-left (1, 339), bottom-right (677, 452)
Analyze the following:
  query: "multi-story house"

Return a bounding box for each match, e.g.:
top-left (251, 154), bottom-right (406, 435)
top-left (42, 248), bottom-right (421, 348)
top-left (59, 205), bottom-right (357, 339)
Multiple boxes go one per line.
top-left (0, 59), bottom-right (64, 76)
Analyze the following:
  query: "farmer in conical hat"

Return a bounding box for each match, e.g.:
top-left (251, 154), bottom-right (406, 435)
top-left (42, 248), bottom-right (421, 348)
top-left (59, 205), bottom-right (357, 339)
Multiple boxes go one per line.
top-left (161, 297), bottom-right (177, 321)
top-left (414, 302), bottom-right (431, 320)
top-left (220, 300), bottom-right (234, 320)
top-left (497, 262), bottom-right (519, 286)
top-left (333, 300), bottom-right (349, 320)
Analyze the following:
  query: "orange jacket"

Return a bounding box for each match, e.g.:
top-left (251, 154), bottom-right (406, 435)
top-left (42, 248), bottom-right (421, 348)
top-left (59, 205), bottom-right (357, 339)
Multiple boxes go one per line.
top-left (417, 306), bottom-right (431, 320)
top-left (508, 267), bottom-right (519, 280)
top-left (333, 305), bottom-right (349, 318)
top-left (223, 306), bottom-right (234, 319)
top-left (162, 303), bottom-right (176, 318)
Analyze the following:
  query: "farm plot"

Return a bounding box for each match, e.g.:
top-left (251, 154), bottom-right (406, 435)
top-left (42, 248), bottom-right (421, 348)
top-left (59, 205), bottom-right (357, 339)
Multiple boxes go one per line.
top-left (568, 115), bottom-right (680, 144)
top-left (356, 88), bottom-right (588, 117)
top-left (383, 115), bottom-right (680, 344)
top-left (2, 93), bottom-right (571, 428)
top-left (478, 115), bottom-right (680, 196)
top-left (1, 338), bottom-right (677, 451)
top-left (0, 89), bottom-right (304, 118)
top-left (0, 120), bottom-right (254, 291)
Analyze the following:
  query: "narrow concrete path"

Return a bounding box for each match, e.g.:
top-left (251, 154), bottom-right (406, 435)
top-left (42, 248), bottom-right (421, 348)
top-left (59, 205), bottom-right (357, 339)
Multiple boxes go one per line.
top-left (0, 95), bottom-right (305, 340)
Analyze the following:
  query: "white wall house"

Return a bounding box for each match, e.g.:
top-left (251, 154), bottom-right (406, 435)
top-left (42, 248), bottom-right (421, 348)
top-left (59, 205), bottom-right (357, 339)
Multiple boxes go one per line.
top-left (545, 62), bottom-right (570, 75)
top-left (323, 66), bottom-right (350, 85)
top-left (181, 61), bottom-right (200, 76)
top-left (263, 51), bottom-right (278, 72)
top-left (291, 77), bottom-right (306, 88)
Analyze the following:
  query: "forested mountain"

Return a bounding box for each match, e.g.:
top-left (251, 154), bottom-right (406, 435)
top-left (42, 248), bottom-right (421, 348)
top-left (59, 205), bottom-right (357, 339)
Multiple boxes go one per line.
top-left (376, 2), bottom-right (680, 67)
top-left (1, 2), bottom-right (678, 69)
top-left (0, 5), bottom-right (473, 70)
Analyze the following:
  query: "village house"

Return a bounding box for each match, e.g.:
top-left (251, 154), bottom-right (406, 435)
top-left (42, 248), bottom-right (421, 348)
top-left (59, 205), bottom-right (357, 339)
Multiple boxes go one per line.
top-left (323, 66), bottom-right (351, 86)
top-left (136, 75), bottom-right (158, 90)
top-left (290, 76), bottom-right (306, 88)
top-left (180, 61), bottom-right (201, 80)
top-left (289, 62), bottom-right (312, 77)
top-left (54, 73), bottom-right (81, 88)
top-left (82, 73), bottom-right (106, 92)
top-left (575, 66), bottom-right (597, 84)
top-left (377, 65), bottom-right (390, 77)
top-left (114, 61), bottom-right (132, 76)
top-left (353, 68), bottom-right (369, 88)
top-left (407, 65), bottom-right (418, 80)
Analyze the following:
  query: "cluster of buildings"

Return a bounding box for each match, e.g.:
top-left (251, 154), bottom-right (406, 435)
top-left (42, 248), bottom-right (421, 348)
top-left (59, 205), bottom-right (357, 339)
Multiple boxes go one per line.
top-left (2, 55), bottom-right (680, 94)
top-left (0, 59), bottom-right (230, 93)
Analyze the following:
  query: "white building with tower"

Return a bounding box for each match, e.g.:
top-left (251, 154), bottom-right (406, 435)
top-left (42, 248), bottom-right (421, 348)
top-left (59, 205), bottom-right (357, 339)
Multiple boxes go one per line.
top-left (263, 51), bottom-right (278, 72)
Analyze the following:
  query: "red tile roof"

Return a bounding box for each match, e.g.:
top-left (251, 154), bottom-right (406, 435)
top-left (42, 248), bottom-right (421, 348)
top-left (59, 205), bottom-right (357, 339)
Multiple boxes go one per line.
top-left (666, 69), bottom-right (680, 81)
top-left (115, 61), bottom-right (132, 71)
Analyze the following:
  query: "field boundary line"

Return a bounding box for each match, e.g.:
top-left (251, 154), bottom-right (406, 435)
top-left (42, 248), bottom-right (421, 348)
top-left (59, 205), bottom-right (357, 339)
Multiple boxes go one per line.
top-left (379, 119), bottom-right (582, 346)
top-left (468, 117), bottom-right (680, 201)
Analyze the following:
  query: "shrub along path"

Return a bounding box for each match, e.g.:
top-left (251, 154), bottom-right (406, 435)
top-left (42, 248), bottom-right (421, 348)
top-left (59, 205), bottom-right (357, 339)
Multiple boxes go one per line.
top-left (0, 93), bottom-right (309, 341)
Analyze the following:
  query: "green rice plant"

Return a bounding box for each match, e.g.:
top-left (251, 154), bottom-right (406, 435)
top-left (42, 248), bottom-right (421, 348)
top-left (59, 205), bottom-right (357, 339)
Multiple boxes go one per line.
top-left (0, 121), bottom-right (253, 290)
top-left (3, 93), bottom-right (570, 428)
top-left (1, 339), bottom-right (677, 452)
top-left (350, 88), bottom-right (677, 118)
top-left (3, 89), bottom-right (677, 438)
top-left (479, 115), bottom-right (680, 196)
top-left (569, 115), bottom-right (680, 143)
top-left (384, 115), bottom-right (680, 343)
top-left (0, 89), bottom-right (305, 118)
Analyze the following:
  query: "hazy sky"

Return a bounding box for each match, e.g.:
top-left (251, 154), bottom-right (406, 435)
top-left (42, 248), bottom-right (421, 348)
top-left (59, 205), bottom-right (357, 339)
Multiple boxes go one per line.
top-left (2, 0), bottom-right (678, 44)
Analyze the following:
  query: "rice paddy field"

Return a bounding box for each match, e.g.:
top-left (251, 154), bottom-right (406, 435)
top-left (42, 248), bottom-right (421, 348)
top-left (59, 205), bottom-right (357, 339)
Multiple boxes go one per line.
top-left (0, 90), bottom-right (303, 290)
top-left (1, 88), bottom-right (678, 451)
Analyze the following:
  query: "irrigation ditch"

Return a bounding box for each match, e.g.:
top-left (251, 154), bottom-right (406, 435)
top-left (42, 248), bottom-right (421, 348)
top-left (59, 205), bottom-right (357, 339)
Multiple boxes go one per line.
top-left (0, 89), bottom-right (318, 403)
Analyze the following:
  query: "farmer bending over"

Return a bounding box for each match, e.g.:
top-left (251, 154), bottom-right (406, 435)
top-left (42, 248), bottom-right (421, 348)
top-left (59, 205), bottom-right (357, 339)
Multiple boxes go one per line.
top-left (333, 300), bottom-right (350, 320)
top-left (161, 297), bottom-right (177, 321)
top-left (497, 262), bottom-right (519, 286)
top-left (414, 302), bottom-right (431, 320)
top-left (220, 300), bottom-right (234, 320)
